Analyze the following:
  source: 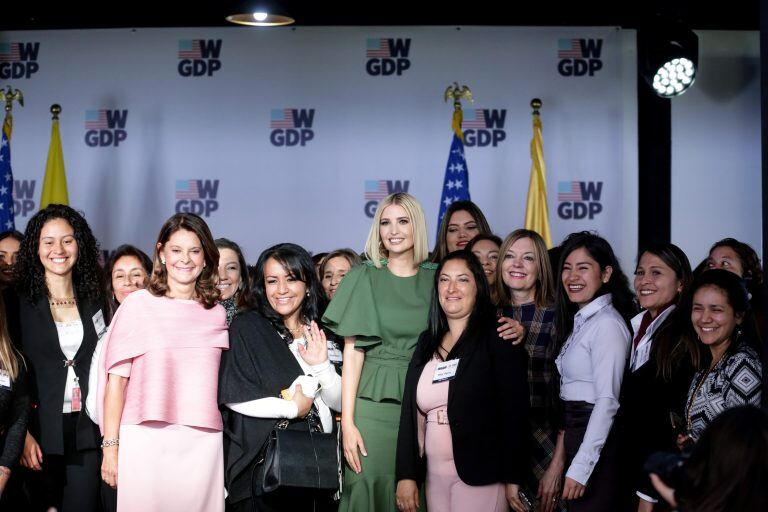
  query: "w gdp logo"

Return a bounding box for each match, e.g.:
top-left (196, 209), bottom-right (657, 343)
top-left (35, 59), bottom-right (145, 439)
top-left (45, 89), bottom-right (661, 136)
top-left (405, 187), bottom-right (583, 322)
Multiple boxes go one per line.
top-left (270, 109), bottom-right (315, 147)
top-left (557, 181), bottom-right (603, 219)
top-left (175, 180), bottom-right (220, 217)
top-left (363, 180), bottom-right (410, 218)
top-left (0, 42), bottom-right (40, 79)
top-left (557, 38), bottom-right (603, 76)
top-left (178, 39), bottom-right (222, 77)
top-left (85, 110), bottom-right (128, 147)
top-left (365, 38), bottom-right (411, 76)
top-left (13, 179), bottom-right (36, 218)
top-left (462, 109), bottom-right (507, 147)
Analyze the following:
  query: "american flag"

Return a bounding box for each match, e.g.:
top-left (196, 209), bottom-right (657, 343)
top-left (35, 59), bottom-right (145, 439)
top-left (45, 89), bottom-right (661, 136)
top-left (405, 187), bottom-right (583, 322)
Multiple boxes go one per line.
top-left (366, 38), bottom-right (390, 58)
top-left (364, 180), bottom-right (389, 201)
top-left (178, 40), bottom-right (202, 59)
top-left (437, 134), bottom-right (470, 235)
top-left (175, 180), bottom-right (200, 200)
top-left (0, 118), bottom-right (15, 231)
top-left (270, 108), bottom-right (295, 129)
top-left (557, 181), bottom-right (583, 201)
top-left (558, 39), bottom-right (583, 59)
top-left (85, 110), bottom-right (108, 130)
top-left (0, 43), bottom-right (20, 62)
top-left (461, 109), bottom-right (486, 129)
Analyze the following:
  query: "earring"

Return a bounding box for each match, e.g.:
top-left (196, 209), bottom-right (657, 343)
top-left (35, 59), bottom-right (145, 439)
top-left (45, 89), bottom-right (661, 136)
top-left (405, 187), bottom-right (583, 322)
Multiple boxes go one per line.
top-left (203, 261), bottom-right (206, 268)
top-left (161, 259), bottom-right (166, 265)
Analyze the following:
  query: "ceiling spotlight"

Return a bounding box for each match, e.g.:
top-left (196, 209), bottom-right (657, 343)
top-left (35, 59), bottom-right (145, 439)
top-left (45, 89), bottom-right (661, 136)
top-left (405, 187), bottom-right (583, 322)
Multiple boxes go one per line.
top-left (641, 20), bottom-right (699, 98)
top-left (226, 3), bottom-right (294, 27)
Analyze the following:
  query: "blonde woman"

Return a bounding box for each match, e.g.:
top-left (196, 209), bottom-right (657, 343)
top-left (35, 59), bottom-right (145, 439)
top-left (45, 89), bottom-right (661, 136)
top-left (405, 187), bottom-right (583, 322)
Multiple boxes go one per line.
top-left (323, 193), bottom-right (436, 511)
top-left (0, 293), bottom-right (28, 503)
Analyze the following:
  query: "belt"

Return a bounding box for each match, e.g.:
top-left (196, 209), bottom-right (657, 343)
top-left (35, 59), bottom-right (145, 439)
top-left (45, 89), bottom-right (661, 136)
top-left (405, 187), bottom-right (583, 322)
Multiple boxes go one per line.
top-left (426, 408), bottom-right (449, 425)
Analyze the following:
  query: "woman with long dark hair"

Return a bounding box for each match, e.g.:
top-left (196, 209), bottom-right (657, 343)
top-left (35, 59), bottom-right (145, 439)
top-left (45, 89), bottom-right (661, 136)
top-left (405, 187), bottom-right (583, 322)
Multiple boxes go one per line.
top-left (650, 406), bottom-right (768, 512)
top-left (12, 204), bottom-right (106, 511)
top-left (219, 243), bottom-right (341, 511)
top-left (614, 242), bottom-right (696, 511)
top-left (554, 231), bottom-right (635, 511)
top-left (99, 213), bottom-right (229, 511)
top-left (215, 238), bottom-right (252, 325)
top-left (104, 244), bottom-right (152, 320)
top-left (431, 200), bottom-right (492, 263)
top-left (396, 250), bottom-right (529, 512)
top-left (681, 269), bottom-right (762, 446)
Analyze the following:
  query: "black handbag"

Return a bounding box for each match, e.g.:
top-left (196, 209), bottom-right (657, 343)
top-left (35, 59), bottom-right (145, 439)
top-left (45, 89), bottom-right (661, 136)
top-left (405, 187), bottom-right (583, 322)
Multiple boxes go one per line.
top-left (250, 413), bottom-right (340, 499)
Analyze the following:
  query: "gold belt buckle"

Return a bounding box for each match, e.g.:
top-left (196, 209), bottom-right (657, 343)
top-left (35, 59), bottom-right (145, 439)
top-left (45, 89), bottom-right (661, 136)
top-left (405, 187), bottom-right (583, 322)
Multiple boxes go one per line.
top-left (437, 410), bottom-right (448, 425)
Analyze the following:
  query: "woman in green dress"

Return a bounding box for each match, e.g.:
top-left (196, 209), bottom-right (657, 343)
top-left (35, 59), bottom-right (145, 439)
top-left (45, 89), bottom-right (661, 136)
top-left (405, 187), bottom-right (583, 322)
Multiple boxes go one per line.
top-left (323, 193), bottom-right (435, 511)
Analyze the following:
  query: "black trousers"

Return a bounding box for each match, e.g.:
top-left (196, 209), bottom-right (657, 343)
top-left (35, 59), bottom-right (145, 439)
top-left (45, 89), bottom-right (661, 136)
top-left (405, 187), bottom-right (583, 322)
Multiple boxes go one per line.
top-left (25, 412), bottom-right (101, 512)
top-left (563, 401), bottom-right (621, 512)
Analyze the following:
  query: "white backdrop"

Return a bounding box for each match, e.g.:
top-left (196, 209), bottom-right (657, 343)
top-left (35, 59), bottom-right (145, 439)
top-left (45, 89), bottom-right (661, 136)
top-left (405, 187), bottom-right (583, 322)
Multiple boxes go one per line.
top-left (2, 26), bottom-right (638, 267)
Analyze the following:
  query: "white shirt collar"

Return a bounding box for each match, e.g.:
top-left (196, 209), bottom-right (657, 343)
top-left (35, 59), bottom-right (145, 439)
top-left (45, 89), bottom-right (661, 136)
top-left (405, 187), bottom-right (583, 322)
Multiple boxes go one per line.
top-left (573, 293), bottom-right (613, 333)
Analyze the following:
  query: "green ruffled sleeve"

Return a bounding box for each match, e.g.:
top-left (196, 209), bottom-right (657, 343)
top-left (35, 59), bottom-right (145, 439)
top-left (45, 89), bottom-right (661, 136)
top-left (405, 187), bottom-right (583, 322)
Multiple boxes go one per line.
top-left (322, 262), bottom-right (382, 349)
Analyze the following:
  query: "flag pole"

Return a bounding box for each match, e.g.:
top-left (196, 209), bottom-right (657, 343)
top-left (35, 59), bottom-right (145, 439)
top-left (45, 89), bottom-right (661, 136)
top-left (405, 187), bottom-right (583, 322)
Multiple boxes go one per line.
top-left (443, 82), bottom-right (473, 141)
top-left (2, 86), bottom-right (24, 133)
top-left (40, 103), bottom-right (69, 208)
top-left (524, 97), bottom-right (553, 248)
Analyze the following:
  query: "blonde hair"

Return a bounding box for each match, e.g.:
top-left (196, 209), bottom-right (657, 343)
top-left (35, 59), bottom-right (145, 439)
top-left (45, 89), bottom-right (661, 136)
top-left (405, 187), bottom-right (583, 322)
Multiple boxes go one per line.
top-left (0, 294), bottom-right (21, 381)
top-left (495, 229), bottom-right (555, 308)
top-left (364, 193), bottom-right (429, 268)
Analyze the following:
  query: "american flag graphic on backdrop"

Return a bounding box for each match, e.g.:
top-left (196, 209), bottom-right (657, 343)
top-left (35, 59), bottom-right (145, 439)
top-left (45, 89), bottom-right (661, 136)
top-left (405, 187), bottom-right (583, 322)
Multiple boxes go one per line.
top-left (558, 181), bottom-right (583, 201)
top-left (175, 180), bottom-right (200, 200)
top-left (178, 40), bottom-right (202, 59)
top-left (558, 39), bottom-right (583, 58)
top-left (270, 109), bottom-right (295, 129)
top-left (366, 38), bottom-right (390, 58)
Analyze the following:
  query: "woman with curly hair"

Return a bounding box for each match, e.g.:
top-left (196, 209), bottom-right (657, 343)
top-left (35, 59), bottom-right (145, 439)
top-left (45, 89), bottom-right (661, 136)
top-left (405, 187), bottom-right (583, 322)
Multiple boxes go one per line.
top-left (10, 204), bottom-right (106, 511)
top-left (98, 213), bottom-right (228, 511)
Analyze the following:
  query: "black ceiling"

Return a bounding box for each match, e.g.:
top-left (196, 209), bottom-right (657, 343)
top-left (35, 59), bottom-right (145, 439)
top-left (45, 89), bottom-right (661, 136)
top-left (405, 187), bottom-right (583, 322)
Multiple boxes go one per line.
top-left (0, 1), bottom-right (760, 31)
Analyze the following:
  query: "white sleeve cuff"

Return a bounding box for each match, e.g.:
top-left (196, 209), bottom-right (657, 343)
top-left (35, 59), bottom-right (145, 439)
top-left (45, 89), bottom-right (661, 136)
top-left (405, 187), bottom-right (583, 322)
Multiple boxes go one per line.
top-left (226, 397), bottom-right (298, 419)
top-left (636, 491), bottom-right (658, 503)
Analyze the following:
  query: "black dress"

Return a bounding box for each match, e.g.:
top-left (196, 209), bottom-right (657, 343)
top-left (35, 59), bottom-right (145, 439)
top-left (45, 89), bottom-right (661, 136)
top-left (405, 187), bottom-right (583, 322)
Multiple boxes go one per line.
top-left (218, 310), bottom-right (336, 512)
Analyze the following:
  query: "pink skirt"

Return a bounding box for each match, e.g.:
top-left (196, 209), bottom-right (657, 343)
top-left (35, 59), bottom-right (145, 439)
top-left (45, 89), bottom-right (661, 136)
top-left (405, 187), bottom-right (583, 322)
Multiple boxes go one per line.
top-left (117, 421), bottom-right (224, 512)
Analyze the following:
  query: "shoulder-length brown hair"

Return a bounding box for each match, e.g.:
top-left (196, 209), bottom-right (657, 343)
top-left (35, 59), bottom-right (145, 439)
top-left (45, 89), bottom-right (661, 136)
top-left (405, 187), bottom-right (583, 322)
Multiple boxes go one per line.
top-left (148, 213), bottom-right (220, 309)
top-left (495, 229), bottom-right (555, 308)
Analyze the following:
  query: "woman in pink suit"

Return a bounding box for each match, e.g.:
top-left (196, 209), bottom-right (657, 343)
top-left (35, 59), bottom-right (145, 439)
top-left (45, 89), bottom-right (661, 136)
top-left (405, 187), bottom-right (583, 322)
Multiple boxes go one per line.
top-left (98, 213), bottom-right (228, 512)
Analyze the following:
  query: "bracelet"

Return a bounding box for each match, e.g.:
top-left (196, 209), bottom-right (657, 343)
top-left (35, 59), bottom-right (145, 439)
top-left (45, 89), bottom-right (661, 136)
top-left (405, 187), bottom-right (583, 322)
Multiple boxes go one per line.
top-left (100, 438), bottom-right (119, 448)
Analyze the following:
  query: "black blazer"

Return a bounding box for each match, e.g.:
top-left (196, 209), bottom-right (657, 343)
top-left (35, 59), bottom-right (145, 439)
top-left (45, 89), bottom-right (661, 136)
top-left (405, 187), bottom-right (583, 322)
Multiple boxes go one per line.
top-left (614, 346), bottom-right (694, 507)
top-left (396, 326), bottom-right (530, 487)
top-left (5, 290), bottom-right (103, 455)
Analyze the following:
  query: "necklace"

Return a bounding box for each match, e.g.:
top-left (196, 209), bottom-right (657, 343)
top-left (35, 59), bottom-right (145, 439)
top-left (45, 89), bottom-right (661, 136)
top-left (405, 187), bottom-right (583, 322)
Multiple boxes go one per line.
top-left (686, 353), bottom-right (725, 433)
top-left (286, 325), bottom-right (304, 334)
top-left (49, 297), bottom-right (76, 307)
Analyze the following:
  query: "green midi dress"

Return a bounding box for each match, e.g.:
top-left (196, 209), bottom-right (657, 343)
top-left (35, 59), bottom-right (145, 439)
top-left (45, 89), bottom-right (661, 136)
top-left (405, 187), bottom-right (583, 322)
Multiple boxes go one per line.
top-left (323, 260), bottom-right (436, 511)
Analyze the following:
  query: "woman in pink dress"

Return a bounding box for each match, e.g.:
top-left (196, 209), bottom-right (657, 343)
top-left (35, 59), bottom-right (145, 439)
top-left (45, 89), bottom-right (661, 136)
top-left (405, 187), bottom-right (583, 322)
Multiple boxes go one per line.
top-left (98, 213), bottom-right (228, 512)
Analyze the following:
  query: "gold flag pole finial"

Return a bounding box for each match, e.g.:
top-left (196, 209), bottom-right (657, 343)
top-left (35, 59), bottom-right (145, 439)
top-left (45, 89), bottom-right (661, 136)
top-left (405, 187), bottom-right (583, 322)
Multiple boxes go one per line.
top-left (50, 104), bottom-right (62, 120)
top-left (2, 86), bottom-right (24, 117)
top-left (444, 83), bottom-right (473, 140)
top-left (531, 98), bottom-right (542, 116)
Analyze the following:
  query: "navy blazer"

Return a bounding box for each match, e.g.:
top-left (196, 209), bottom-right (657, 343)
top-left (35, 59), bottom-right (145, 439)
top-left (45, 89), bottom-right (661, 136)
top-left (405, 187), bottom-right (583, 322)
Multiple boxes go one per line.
top-left (396, 326), bottom-right (531, 487)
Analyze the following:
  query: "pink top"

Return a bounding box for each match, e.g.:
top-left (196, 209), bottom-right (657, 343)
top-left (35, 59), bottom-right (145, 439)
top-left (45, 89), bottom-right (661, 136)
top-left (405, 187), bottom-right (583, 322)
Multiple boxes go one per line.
top-left (97, 289), bottom-right (228, 432)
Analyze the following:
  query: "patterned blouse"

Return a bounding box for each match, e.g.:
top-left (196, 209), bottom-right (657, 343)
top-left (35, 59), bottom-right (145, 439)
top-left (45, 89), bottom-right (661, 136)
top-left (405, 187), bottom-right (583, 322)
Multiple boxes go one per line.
top-left (685, 342), bottom-right (762, 441)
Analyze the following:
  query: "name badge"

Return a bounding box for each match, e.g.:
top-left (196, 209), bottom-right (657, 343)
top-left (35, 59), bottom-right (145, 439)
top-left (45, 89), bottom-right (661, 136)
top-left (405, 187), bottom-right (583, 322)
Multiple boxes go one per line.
top-left (0, 370), bottom-right (10, 388)
top-left (327, 341), bottom-right (343, 364)
top-left (432, 359), bottom-right (460, 383)
top-left (92, 310), bottom-right (107, 338)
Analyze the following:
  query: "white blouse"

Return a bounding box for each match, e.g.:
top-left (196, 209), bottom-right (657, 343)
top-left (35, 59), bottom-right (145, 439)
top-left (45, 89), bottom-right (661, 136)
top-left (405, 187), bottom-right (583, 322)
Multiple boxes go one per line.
top-left (555, 293), bottom-right (630, 485)
top-left (629, 305), bottom-right (675, 372)
top-left (56, 320), bottom-right (84, 413)
top-left (226, 336), bottom-right (342, 433)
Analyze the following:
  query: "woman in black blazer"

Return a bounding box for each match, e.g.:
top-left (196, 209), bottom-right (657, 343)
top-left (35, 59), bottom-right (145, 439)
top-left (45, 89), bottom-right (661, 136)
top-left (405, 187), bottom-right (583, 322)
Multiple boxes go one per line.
top-left (395, 250), bottom-right (530, 512)
top-left (10, 205), bottom-right (106, 512)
